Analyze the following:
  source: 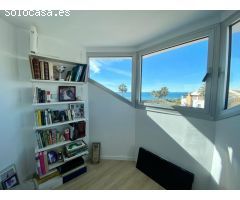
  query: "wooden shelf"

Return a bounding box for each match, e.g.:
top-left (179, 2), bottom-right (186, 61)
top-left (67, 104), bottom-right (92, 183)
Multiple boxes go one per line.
top-left (32, 101), bottom-right (84, 107)
top-left (34, 118), bottom-right (86, 130)
top-left (35, 138), bottom-right (84, 153)
top-left (30, 79), bottom-right (86, 85)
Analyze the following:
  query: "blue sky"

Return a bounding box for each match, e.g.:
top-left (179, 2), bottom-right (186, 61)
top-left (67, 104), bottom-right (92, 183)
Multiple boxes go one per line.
top-left (229, 31), bottom-right (240, 90)
top-left (89, 32), bottom-right (240, 94)
top-left (142, 38), bottom-right (208, 92)
top-left (89, 57), bottom-right (132, 92)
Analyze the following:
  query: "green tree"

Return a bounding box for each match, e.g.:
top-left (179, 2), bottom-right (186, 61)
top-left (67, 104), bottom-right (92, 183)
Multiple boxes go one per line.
top-left (198, 83), bottom-right (206, 96)
top-left (118, 83), bottom-right (127, 96)
top-left (151, 87), bottom-right (169, 99)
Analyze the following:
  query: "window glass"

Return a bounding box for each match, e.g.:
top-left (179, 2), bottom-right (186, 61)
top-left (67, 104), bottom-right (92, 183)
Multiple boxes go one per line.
top-left (226, 21), bottom-right (240, 109)
top-left (89, 57), bottom-right (132, 101)
top-left (141, 38), bottom-right (209, 108)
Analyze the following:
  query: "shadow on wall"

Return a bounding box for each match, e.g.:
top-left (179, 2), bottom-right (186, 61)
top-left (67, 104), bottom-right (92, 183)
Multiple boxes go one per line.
top-left (175, 108), bottom-right (240, 189)
top-left (135, 108), bottom-right (218, 189)
top-left (209, 115), bottom-right (240, 189)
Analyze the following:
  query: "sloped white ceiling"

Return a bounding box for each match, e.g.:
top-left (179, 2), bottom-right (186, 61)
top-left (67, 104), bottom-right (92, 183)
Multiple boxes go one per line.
top-left (1, 10), bottom-right (222, 48)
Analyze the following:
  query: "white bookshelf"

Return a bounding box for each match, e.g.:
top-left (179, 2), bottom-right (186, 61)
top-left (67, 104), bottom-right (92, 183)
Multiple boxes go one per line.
top-left (32, 100), bottom-right (84, 107)
top-left (31, 79), bottom-right (86, 85)
top-left (35, 138), bottom-right (84, 153)
top-left (30, 54), bottom-right (89, 187)
top-left (34, 118), bottom-right (86, 130)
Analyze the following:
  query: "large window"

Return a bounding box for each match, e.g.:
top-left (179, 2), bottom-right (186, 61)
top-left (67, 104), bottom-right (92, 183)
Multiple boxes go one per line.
top-left (141, 38), bottom-right (209, 109)
top-left (89, 57), bottom-right (132, 101)
top-left (225, 20), bottom-right (240, 109)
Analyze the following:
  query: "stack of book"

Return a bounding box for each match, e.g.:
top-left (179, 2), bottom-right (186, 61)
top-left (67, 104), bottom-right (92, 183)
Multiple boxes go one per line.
top-left (33, 87), bottom-right (51, 104)
top-left (35, 129), bottom-right (66, 149)
top-left (31, 57), bottom-right (87, 82)
top-left (35, 108), bottom-right (77, 127)
top-left (31, 58), bottom-right (52, 80)
top-left (65, 64), bottom-right (87, 82)
top-left (65, 140), bottom-right (88, 158)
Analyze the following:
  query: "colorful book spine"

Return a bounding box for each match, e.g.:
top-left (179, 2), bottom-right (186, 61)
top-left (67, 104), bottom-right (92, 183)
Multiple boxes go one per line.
top-left (43, 151), bottom-right (49, 173)
top-left (49, 62), bottom-right (54, 80)
top-left (44, 62), bottom-right (49, 80)
top-left (32, 58), bottom-right (41, 79)
top-left (39, 152), bottom-right (46, 175)
top-left (35, 153), bottom-right (41, 176)
top-left (40, 61), bottom-right (45, 80)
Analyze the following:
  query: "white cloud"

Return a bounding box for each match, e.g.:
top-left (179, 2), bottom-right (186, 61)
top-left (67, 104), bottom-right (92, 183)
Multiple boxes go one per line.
top-left (89, 59), bottom-right (101, 73)
top-left (90, 57), bottom-right (132, 76)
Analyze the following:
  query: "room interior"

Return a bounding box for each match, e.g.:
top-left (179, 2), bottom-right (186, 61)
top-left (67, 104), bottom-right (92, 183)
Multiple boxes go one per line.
top-left (0, 10), bottom-right (240, 190)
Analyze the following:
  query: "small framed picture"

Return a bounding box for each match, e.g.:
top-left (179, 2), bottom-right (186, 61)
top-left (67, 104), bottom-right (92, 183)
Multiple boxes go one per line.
top-left (59, 86), bottom-right (76, 102)
top-left (69, 103), bottom-right (84, 119)
top-left (2, 174), bottom-right (19, 189)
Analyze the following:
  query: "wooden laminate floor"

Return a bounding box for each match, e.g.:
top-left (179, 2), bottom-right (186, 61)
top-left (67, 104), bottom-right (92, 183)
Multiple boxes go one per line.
top-left (57, 160), bottom-right (164, 190)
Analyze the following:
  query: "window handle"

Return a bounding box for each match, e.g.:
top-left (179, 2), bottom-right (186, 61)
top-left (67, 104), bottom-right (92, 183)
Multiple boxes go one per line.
top-left (202, 72), bottom-right (210, 82)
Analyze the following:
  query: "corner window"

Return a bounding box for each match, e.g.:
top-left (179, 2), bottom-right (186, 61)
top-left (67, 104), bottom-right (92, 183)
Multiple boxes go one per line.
top-left (89, 57), bottom-right (132, 101)
top-left (140, 38), bottom-right (209, 109)
top-left (225, 20), bottom-right (240, 109)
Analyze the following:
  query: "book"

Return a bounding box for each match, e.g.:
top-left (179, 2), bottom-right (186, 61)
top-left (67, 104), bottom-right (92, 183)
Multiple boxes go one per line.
top-left (49, 62), bottom-right (54, 80)
top-left (39, 152), bottom-right (46, 175)
top-left (75, 65), bottom-right (83, 82)
top-left (32, 58), bottom-right (41, 79)
top-left (35, 153), bottom-right (41, 176)
top-left (43, 151), bottom-right (49, 174)
top-left (40, 61), bottom-right (45, 80)
top-left (44, 62), bottom-right (49, 80)
top-left (79, 65), bottom-right (87, 82)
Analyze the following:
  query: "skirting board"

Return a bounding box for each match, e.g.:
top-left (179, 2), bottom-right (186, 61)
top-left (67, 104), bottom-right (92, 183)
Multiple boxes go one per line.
top-left (101, 155), bottom-right (135, 161)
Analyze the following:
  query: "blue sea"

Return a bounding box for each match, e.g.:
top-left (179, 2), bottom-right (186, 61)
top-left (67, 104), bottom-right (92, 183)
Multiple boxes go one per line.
top-left (117, 92), bottom-right (188, 101)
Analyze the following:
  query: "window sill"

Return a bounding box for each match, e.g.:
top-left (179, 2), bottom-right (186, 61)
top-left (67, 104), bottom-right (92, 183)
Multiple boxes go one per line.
top-left (136, 103), bottom-right (214, 121)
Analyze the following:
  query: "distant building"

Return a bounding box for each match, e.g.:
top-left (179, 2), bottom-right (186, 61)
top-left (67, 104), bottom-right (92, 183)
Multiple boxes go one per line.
top-left (228, 89), bottom-right (240, 108)
top-left (181, 91), bottom-right (204, 108)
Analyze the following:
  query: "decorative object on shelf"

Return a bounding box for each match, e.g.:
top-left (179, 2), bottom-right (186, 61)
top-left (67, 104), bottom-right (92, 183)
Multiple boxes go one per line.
top-left (46, 91), bottom-right (51, 103)
top-left (1, 174), bottom-right (19, 190)
top-left (59, 86), bottom-right (76, 102)
top-left (30, 26), bottom-right (38, 54)
top-left (47, 151), bottom-right (58, 164)
top-left (64, 128), bottom-right (70, 141)
top-left (56, 66), bottom-right (66, 81)
top-left (92, 142), bottom-right (101, 164)
top-left (58, 151), bottom-right (63, 161)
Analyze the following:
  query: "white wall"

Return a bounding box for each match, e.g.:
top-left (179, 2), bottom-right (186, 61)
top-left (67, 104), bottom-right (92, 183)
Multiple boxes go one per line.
top-left (135, 109), bottom-right (216, 189)
top-left (38, 34), bottom-right (86, 63)
top-left (210, 115), bottom-right (240, 189)
top-left (88, 82), bottom-right (135, 160)
top-left (0, 18), bottom-right (34, 182)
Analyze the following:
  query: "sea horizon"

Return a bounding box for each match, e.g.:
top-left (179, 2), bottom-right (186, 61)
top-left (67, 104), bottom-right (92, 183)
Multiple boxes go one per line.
top-left (117, 91), bottom-right (188, 101)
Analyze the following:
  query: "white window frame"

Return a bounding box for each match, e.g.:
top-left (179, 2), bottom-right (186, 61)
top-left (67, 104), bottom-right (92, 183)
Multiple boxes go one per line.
top-left (136, 25), bottom-right (220, 120)
top-left (87, 52), bottom-right (137, 107)
top-left (217, 11), bottom-right (240, 119)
